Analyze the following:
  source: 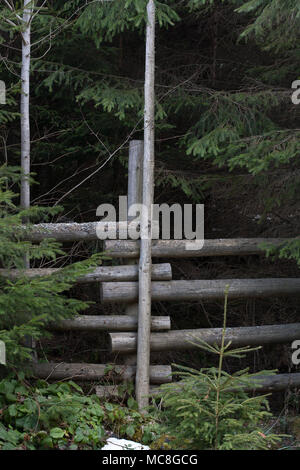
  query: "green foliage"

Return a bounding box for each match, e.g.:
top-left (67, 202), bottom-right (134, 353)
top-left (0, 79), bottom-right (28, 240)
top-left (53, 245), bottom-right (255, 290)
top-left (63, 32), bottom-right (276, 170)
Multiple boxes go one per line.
top-left (235, 0), bottom-right (300, 53)
top-left (0, 375), bottom-right (159, 450)
top-left (155, 290), bottom-right (285, 450)
top-left (157, 371), bottom-right (281, 449)
top-left (262, 238), bottom-right (300, 267)
top-left (183, 88), bottom-right (300, 176)
top-left (156, 169), bottom-right (207, 202)
top-left (0, 166), bottom-right (101, 366)
top-left (0, 1), bottom-right (299, 249)
top-left (0, 166), bottom-right (163, 450)
top-left (77, 82), bottom-right (143, 121)
top-left (172, 0), bottom-right (300, 221)
top-left (2, 0), bottom-right (298, 214)
top-left (73, 0), bottom-right (179, 46)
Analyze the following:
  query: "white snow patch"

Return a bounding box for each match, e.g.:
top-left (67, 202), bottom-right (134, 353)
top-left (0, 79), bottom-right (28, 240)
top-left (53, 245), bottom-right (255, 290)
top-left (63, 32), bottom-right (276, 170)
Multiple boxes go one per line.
top-left (101, 437), bottom-right (150, 451)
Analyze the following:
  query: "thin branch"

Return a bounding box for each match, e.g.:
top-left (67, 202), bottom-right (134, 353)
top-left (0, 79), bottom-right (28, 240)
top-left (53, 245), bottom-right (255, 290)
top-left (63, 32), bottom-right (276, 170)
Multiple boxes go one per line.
top-left (3, 0), bottom-right (14, 12)
top-left (53, 117), bottom-right (144, 207)
top-left (29, 0), bottom-right (47, 24)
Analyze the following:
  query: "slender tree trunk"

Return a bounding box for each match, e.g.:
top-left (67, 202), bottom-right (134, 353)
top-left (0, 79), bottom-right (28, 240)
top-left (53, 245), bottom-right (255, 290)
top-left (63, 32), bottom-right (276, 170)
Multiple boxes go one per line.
top-left (135, 0), bottom-right (156, 412)
top-left (20, 0), bottom-right (33, 214)
top-left (21, 1), bottom-right (33, 352)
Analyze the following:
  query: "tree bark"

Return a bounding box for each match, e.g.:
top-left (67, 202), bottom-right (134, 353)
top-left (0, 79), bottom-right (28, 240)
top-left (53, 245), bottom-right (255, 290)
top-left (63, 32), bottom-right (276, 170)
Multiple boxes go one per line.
top-left (103, 238), bottom-right (289, 258)
top-left (49, 315), bottom-right (170, 332)
top-left (0, 263), bottom-right (172, 282)
top-left (110, 323), bottom-right (300, 353)
top-left (101, 278), bottom-right (300, 303)
top-left (146, 373), bottom-right (300, 395)
top-left (20, 220), bottom-right (157, 242)
top-left (20, 1), bottom-right (34, 353)
top-left (31, 363), bottom-right (171, 384)
top-left (136, 0), bottom-right (156, 412)
top-left (20, 0), bottom-right (33, 212)
top-left (124, 140), bottom-right (144, 366)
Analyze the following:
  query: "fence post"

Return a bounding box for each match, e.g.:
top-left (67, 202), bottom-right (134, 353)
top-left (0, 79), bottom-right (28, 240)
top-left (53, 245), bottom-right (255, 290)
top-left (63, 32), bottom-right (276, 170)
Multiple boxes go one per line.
top-left (123, 140), bottom-right (144, 365)
top-left (136, 0), bottom-right (156, 412)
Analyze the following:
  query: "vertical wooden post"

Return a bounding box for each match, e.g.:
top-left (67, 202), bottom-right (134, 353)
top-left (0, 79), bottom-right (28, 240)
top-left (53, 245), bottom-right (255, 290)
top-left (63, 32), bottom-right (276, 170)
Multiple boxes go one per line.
top-left (128, 140), bottom-right (144, 219)
top-left (136, 0), bottom-right (156, 412)
top-left (124, 140), bottom-right (143, 365)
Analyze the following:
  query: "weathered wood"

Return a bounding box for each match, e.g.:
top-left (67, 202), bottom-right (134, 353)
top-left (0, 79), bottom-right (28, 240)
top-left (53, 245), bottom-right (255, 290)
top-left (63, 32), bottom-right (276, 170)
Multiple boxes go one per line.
top-left (148, 373), bottom-right (300, 396)
top-left (124, 140), bottom-right (144, 365)
top-left (101, 278), bottom-right (300, 303)
top-left (49, 315), bottom-right (170, 332)
top-left (243, 373), bottom-right (300, 393)
top-left (96, 372), bottom-right (300, 399)
top-left (127, 140), bottom-right (144, 217)
top-left (21, 222), bottom-right (99, 242)
top-left (30, 363), bottom-right (171, 384)
top-left (103, 238), bottom-right (290, 258)
top-left (110, 323), bottom-right (300, 353)
top-left (20, 225), bottom-right (292, 255)
top-left (0, 263), bottom-right (172, 283)
top-left (20, 220), bottom-right (158, 243)
top-left (136, 0), bottom-right (156, 411)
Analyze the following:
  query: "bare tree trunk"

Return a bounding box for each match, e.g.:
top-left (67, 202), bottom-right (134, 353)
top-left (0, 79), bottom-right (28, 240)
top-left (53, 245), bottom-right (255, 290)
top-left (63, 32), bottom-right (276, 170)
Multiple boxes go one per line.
top-left (20, 0), bottom-right (33, 214)
top-left (20, 1), bottom-right (33, 351)
top-left (135, 0), bottom-right (156, 412)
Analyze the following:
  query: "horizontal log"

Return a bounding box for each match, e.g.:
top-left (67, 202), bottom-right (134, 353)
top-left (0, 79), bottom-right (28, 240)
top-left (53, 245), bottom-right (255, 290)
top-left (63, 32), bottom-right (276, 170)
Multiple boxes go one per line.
top-left (149, 373), bottom-right (300, 395)
top-left (110, 323), bottom-right (300, 353)
top-left (49, 315), bottom-right (170, 332)
top-left (103, 238), bottom-right (289, 258)
top-left (244, 373), bottom-right (300, 393)
top-left (23, 222), bottom-right (98, 242)
top-left (101, 278), bottom-right (300, 303)
top-left (21, 220), bottom-right (158, 243)
top-left (96, 372), bottom-right (300, 398)
top-left (30, 363), bottom-right (171, 384)
top-left (0, 263), bottom-right (172, 283)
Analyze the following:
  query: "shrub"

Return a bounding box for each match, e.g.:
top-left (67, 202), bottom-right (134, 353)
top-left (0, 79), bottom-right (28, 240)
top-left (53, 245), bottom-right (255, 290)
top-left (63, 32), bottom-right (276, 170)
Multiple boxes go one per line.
top-left (155, 288), bottom-right (285, 450)
top-left (0, 375), bottom-right (159, 450)
top-left (0, 166), bottom-right (101, 368)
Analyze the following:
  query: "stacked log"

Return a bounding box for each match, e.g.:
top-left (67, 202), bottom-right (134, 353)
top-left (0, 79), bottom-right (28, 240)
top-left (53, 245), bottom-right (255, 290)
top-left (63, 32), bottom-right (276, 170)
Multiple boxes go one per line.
top-left (109, 323), bottom-right (300, 353)
top-left (31, 362), bottom-right (171, 384)
top-left (103, 238), bottom-right (289, 258)
top-left (101, 278), bottom-right (300, 303)
top-left (0, 263), bottom-right (171, 282)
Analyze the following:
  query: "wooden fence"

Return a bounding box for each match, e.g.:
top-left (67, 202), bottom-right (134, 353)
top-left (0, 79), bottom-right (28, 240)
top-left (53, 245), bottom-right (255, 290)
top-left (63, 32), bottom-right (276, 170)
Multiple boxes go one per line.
top-left (7, 140), bottom-right (300, 399)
